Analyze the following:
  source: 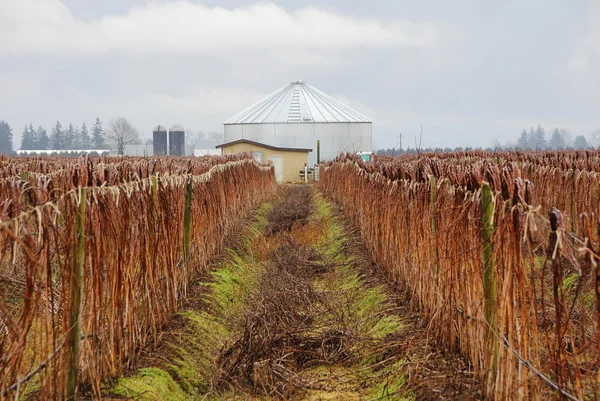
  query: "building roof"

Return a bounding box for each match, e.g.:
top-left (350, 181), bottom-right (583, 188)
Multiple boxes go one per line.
top-left (153, 124), bottom-right (167, 132)
top-left (224, 81), bottom-right (371, 124)
top-left (216, 139), bottom-right (312, 152)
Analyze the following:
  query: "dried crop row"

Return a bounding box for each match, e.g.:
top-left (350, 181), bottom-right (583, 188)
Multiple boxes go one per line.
top-left (0, 154), bottom-right (252, 219)
top-left (0, 157), bottom-right (276, 399)
top-left (377, 150), bottom-right (600, 172)
top-left (359, 151), bottom-right (600, 237)
top-left (0, 155), bottom-right (251, 177)
top-left (319, 155), bottom-right (600, 400)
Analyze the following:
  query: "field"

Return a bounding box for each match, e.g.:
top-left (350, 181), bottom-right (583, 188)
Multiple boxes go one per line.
top-left (0, 155), bottom-right (275, 399)
top-left (319, 151), bottom-right (600, 400)
top-left (1, 151), bottom-right (600, 400)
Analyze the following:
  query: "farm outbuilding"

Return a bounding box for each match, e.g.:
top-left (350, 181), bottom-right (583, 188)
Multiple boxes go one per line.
top-left (169, 124), bottom-right (185, 156)
top-left (216, 139), bottom-right (311, 183)
top-left (223, 81), bottom-right (372, 165)
top-left (153, 124), bottom-right (167, 156)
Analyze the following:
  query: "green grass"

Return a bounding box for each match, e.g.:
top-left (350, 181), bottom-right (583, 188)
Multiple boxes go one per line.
top-left (563, 273), bottom-right (580, 293)
top-left (210, 250), bottom-right (263, 321)
top-left (167, 310), bottom-right (228, 394)
top-left (211, 201), bottom-right (272, 320)
top-left (241, 202), bottom-right (272, 249)
top-left (367, 360), bottom-right (413, 401)
top-left (309, 193), bottom-right (406, 399)
top-left (524, 255), bottom-right (546, 272)
top-left (313, 194), bottom-right (403, 343)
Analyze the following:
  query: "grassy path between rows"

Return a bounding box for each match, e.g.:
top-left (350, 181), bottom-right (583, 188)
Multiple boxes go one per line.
top-left (104, 186), bottom-right (479, 400)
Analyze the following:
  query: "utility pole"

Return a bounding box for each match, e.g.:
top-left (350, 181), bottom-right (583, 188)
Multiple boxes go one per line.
top-left (398, 134), bottom-right (404, 152)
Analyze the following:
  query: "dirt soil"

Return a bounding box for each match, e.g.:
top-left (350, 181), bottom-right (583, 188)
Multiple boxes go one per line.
top-left (102, 185), bottom-right (481, 401)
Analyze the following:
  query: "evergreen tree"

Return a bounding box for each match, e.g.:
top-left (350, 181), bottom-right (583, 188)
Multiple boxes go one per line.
top-left (72, 125), bottom-right (80, 149)
top-left (0, 120), bottom-right (14, 154)
top-left (560, 129), bottom-right (572, 148)
top-left (549, 128), bottom-right (566, 150)
top-left (92, 118), bottom-right (104, 149)
top-left (532, 125), bottom-right (547, 150)
top-left (79, 122), bottom-right (90, 149)
top-left (20, 124), bottom-right (36, 150)
top-left (37, 126), bottom-right (50, 150)
top-left (517, 129), bottom-right (529, 149)
top-left (573, 135), bottom-right (588, 149)
top-left (528, 127), bottom-right (536, 149)
top-left (29, 123), bottom-right (38, 149)
top-left (50, 121), bottom-right (63, 149)
top-left (64, 123), bottom-right (76, 150)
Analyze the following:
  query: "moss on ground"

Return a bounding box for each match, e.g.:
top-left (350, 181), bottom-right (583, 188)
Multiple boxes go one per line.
top-left (166, 309), bottom-right (228, 394)
top-left (111, 368), bottom-right (188, 401)
top-left (367, 360), bottom-right (412, 401)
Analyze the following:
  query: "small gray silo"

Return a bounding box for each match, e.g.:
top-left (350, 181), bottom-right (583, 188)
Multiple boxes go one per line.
top-left (169, 124), bottom-right (185, 156)
top-left (153, 124), bottom-right (167, 156)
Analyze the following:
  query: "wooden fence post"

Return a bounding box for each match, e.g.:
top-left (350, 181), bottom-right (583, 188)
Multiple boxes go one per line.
top-left (549, 208), bottom-right (567, 389)
top-left (183, 175), bottom-right (193, 261)
top-left (151, 176), bottom-right (158, 210)
top-left (150, 175), bottom-right (158, 255)
top-left (481, 182), bottom-right (498, 373)
top-left (22, 172), bottom-right (29, 208)
top-left (66, 187), bottom-right (86, 400)
top-left (317, 140), bottom-right (320, 165)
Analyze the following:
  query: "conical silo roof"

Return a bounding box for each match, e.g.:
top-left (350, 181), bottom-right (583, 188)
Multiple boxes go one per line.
top-left (224, 81), bottom-right (371, 124)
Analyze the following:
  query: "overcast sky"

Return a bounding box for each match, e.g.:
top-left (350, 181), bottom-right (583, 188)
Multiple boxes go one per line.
top-left (1, 0), bottom-right (599, 149)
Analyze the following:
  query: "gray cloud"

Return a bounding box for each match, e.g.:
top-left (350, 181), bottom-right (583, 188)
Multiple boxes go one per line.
top-left (0, 1), bottom-right (437, 55)
top-left (1, 0), bottom-right (599, 150)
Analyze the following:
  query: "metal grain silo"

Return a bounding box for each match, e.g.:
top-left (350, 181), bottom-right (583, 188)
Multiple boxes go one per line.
top-left (169, 124), bottom-right (185, 156)
top-left (223, 81), bottom-right (372, 165)
top-left (153, 124), bottom-right (167, 156)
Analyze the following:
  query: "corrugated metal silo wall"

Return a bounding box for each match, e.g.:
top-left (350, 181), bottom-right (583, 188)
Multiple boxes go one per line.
top-left (169, 131), bottom-right (185, 156)
top-left (224, 122), bottom-right (372, 165)
top-left (153, 131), bottom-right (167, 156)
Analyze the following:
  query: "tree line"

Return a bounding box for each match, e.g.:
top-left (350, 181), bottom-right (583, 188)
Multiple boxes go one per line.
top-left (20, 118), bottom-right (105, 150)
top-left (515, 125), bottom-right (590, 150)
top-left (375, 125), bottom-right (599, 156)
top-left (0, 117), bottom-right (141, 155)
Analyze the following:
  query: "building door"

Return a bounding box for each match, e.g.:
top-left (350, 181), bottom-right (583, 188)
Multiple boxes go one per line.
top-left (268, 155), bottom-right (283, 183)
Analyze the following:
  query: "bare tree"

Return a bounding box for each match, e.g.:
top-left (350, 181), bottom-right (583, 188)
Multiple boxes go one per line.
top-left (413, 123), bottom-right (423, 155)
top-left (106, 117), bottom-right (140, 155)
top-left (209, 131), bottom-right (224, 145)
top-left (589, 129), bottom-right (600, 149)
